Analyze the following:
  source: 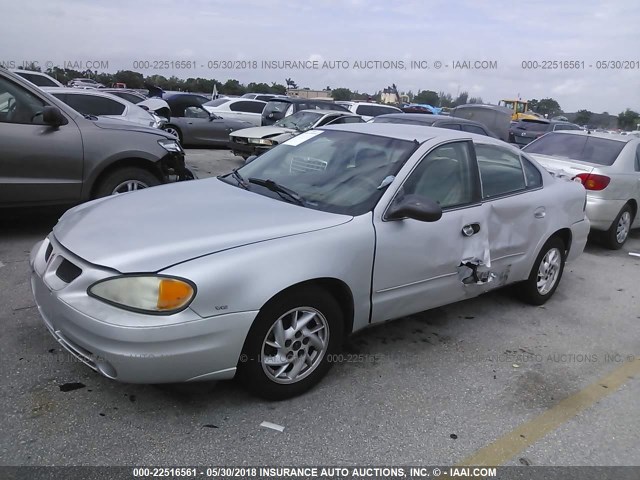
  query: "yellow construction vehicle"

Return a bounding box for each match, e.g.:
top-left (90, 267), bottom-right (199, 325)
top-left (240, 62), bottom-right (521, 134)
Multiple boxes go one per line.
top-left (498, 99), bottom-right (540, 121)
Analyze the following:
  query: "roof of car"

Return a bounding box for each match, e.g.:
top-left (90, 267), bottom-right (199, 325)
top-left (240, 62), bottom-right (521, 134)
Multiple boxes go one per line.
top-left (319, 122), bottom-right (507, 146)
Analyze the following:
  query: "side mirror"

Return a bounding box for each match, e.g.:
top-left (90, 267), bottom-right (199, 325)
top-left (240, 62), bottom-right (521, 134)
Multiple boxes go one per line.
top-left (386, 194), bottom-right (443, 222)
top-left (245, 155), bottom-right (258, 165)
top-left (42, 106), bottom-right (67, 127)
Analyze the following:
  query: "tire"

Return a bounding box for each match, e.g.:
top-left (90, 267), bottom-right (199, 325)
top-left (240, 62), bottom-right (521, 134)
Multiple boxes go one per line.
top-left (164, 125), bottom-right (183, 143)
top-left (602, 204), bottom-right (633, 250)
top-left (93, 167), bottom-right (161, 198)
top-left (237, 286), bottom-right (344, 400)
top-left (517, 236), bottom-right (566, 305)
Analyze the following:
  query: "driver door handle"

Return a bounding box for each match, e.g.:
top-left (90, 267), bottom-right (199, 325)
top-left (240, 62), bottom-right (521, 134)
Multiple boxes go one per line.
top-left (534, 207), bottom-right (546, 219)
top-left (462, 223), bottom-right (481, 237)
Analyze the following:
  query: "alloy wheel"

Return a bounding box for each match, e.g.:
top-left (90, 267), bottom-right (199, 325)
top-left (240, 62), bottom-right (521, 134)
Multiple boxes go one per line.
top-left (111, 180), bottom-right (149, 195)
top-left (616, 211), bottom-right (631, 244)
top-left (261, 307), bottom-right (329, 384)
top-left (536, 247), bottom-right (562, 295)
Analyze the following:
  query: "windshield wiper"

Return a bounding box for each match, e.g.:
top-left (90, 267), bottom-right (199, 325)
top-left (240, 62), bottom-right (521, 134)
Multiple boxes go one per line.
top-left (219, 168), bottom-right (249, 189)
top-left (248, 178), bottom-right (305, 205)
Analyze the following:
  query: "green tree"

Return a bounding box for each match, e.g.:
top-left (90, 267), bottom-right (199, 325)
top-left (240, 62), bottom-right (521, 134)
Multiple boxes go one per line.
top-left (574, 109), bottom-right (593, 125)
top-left (270, 82), bottom-right (287, 94)
top-left (113, 70), bottom-right (145, 89)
top-left (535, 98), bottom-right (562, 117)
top-left (438, 91), bottom-right (454, 108)
top-left (331, 88), bottom-right (352, 101)
top-left (247, 82), bottom-right (272, 93)
top-left (617, 109), bottom-right (640, 130)
top-left (221, 79), bottom-right (245, 95)
top-left (468, 96), bottom-right (483, 104)
top-left (527, 99), bottom-right (539, 111)
top-left (413, 89), bottom-right (439, 105)
top-left (453, 91), bottom-right (469, 107)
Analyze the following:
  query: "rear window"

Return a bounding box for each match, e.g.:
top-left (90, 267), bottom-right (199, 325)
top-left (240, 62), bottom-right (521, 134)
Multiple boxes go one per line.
top-left (523, 133), bottom-right (626, 166)
top-left (62, 94), bottom-right (126, 116)
top-left (553, 123), bottom-right (581, 131)
top-left (516, 120), bottom-right (550, 132)
top-left (355, 104), bottom-right (400, 117)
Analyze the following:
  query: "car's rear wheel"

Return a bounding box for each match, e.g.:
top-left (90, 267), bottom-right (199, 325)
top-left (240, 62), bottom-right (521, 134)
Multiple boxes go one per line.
top-left (602, 204), bottom-right (633, 249)
top-left (237, 286), bottom-right (343, 400)
top-left (94, 167), bottom-right (161, 198)
top-left (164, 125), bottom-right (183, 143)
top-left (517, 236), bottom-right (566, 305)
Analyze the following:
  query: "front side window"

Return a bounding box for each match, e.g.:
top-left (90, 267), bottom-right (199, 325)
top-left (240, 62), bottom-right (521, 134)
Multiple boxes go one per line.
top-left (438, 123), bottom-right (462, 131)
top-left (64, 94), bottom-right (125, 116)
top-left (0, 77), bottom-right (46, 124)
top-left (462, 124), bottom-right (489, 136)
top-left (475, 144), bottom-right (526, 199)
top-left (185, 105), bottom-right (210, 119)
top-left (234, 130), bottom-right (418, 215)
top-left (400, 141), bottom-right (479, 209)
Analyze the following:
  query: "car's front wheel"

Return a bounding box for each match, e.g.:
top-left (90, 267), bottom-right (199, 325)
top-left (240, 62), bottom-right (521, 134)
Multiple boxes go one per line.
top-left (163, 125), bottom-right (183, 143)
top-left (238, 287), bottom-right (343, 400)
top-left (603, 204), bottom-right (633, 249)
top-left (94, 167), bottom-right (161, 198)
top-left (517, 236), bottom-right (566, 305)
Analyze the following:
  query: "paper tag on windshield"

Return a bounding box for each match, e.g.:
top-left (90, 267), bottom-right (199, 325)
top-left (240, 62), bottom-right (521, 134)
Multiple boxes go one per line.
top-left (282, 130), bottom-right (323, 146)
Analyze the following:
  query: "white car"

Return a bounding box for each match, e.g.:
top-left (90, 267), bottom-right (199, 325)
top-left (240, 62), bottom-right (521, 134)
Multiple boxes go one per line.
top-left (42, 87), bottom-right (163, 129)
top-left (202, 98), bottom-right (266, 126)
top-left (11, 69), bottom-right (65, 88)
top-left (336, 101), bottom-right (403, 121)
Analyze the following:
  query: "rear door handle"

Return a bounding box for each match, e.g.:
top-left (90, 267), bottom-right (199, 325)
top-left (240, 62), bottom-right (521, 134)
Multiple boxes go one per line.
top-left (462, 223), bottom-right (481, 237)
top-left (534, 207), bottom-right (546, 219)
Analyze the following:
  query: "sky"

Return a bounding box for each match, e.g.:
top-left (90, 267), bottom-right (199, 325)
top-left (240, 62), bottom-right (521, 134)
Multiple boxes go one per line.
top-left (1, 0), bottom-right (639, 113)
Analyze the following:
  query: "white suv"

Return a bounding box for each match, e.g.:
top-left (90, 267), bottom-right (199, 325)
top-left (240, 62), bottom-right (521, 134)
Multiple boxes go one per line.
top-left (336, 101), bottom-right (402, 121)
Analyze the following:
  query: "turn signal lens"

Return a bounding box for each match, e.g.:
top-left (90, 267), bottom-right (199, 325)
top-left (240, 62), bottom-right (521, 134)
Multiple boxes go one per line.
top-left (573, 173), bottom-right (611, 191)
top-left (157, 278), bottom-right (194, 311)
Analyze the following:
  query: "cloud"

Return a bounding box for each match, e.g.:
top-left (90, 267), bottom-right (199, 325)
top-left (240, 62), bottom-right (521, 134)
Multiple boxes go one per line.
top-left (1, 0), bottom-right (638, 113)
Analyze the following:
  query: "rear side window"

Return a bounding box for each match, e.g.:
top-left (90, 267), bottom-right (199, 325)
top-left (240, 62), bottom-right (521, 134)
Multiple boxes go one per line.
top-left (111, 92), bottom-right (144, 104)
top-left (309, 102), bottom-right (348, 112)
top-left (355, 105), bottom-right (400, 117)
top-left (475, 144), bottom-right (527, 199)
top-left (204, 98), bottom-right (230, 108)
top-left (462, 124), bottom-right (489, 136)
top-left (16, 72), bottom-right (58, 87)
top-left (230, 100), bottom-right (264, 113)
top-left (64, 94), bottom-right (125, 116)
top-left (521, 155), bottom-right (543, 188)
top-left (439, 123), bottom-right (462, 131)
top-left (523, 133), bottom-right (626, 166)
top-left (327, 116), bottom-right (364, 125)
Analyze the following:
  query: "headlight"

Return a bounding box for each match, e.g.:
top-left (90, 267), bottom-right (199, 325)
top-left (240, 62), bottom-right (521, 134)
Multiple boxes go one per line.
top-left (88, 275), bottom-right (195, 314)
top-left (158, 138), bottom-right (183, 153)
top-left (248, 138), bottom-right (274, 145)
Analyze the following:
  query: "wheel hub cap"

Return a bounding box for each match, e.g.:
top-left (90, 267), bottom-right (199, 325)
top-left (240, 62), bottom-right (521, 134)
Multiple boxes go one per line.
top-left (111, 180), bottom-right (149, 195)
top-left (616, 211), bottom-right (631, 244)
top-left (261, 307), bottom-right (329, 384)
top-left (536, 247), bottom-right (561, 295)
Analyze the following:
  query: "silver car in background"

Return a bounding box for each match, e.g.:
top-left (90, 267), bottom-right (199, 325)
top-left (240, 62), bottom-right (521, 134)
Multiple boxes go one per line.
top-left (42, 87), bottom-right (164, 129)
top-left (524, 131), bottom-right (640, 248)
top-left (30, 124), bottom-right (589, 399)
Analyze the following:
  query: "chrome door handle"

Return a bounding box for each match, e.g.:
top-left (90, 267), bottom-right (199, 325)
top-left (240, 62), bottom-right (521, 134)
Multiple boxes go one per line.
top-left (534, 207), bottom-right (546, 219)
top-left (462, 223), bottom-right (481, 237)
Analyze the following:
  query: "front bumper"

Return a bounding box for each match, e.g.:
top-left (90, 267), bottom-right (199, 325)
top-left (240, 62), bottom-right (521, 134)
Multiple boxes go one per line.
top-left (228, 139), bottom-right (273, 158)
top-left (159, 151), bottom-right (194, 181)
top-left (585, 196), bottom-right (627, 231)
top-left (29, 237), bottom-right (257, 384)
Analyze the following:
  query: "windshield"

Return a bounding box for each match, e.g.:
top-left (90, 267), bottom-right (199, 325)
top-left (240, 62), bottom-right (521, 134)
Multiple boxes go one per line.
top-left (523, 133), bottom-right (626, 166)
top-left (234, 129), bottom-right (418, 215)
top-left (274, 111), bottom-right (323, 130)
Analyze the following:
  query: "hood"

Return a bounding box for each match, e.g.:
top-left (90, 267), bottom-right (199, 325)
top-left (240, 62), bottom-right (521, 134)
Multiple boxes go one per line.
top-left (528, 153), bottom-right (595, 179)
top-left (53, 178), bottom-right (351, 272)
top-left (229, 126), bottom-right (295, 139)
top-left (91, 117), bottom-right (172, 137)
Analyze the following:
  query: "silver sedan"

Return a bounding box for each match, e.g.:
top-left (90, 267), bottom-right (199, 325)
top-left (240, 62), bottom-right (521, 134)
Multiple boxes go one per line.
top-left (30, 124), bottom-right (589, 399)
top-left (524, 131), bottom-right (640, 248)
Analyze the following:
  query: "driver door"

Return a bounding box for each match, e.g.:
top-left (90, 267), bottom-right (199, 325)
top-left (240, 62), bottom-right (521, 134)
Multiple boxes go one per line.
top-left (0, 75), bottom-right (83, 205)
top-left (371, 140), bottom-right (490, 323)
